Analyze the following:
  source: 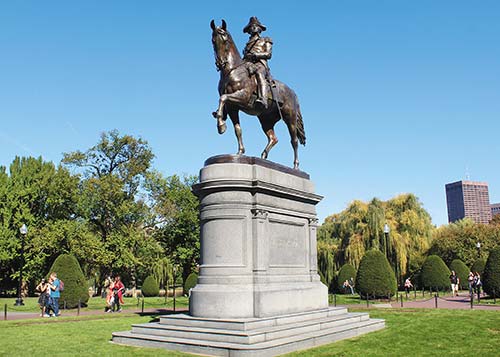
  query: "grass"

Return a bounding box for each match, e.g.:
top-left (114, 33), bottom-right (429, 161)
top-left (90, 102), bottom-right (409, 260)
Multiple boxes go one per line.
top-left (1, 308), bottom-right (499, 356)
top-left (1, 296), bottom-right (189, 314)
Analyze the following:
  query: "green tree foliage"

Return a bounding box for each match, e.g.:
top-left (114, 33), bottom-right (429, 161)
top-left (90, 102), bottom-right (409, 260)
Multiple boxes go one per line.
top-left (429, 219), bottom-right (500, 267)
top-left (184, 272), bottom-right (198, 293)
top-left (141, 275), bottom-right (160, 297)
top-left (319, 194), bottom-right (433, 283)
top-left (317, 240), bottom-right (337, 291)
top-left (336, 263), bottom-right (357, 293)
top-left (449, 259), bottom-right (469, 289)
top-left (145, 172), bottom-right (200, 284)
top-left (483, 248), bottom-right (500, 298)
top-left (355, 250), bottom-right (397, 298)
top-left (420, 255), bottom-right (450, 291)
top-left (471, 259), bottom-right (486, 274)
top-left (0, 157), bottom-right (79, 292)
top-left (62, 130), bottom-right (157, 289)
top-left (49, 254), bottom-right (89, 308)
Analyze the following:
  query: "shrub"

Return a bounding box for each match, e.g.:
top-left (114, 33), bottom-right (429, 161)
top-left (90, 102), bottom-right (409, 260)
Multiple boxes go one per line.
top-left (471, 259), bottom-right (486, 274)
top-left (336, 264), bottom-right (357, 294)
top-left (449, 259), bottom-right (469, 290)
top-left (48, 254), bottom-right (89, 308)
top-left (141, 275), bottom-right (159, 297)
top-left (420, 255), bottom-right (450, 291)
top-left (355, 250), bottom-right (397, 298)
top-left (483, 248), bottom-right (500, 298)
top-left (184, 273), bottom-right (198, 294)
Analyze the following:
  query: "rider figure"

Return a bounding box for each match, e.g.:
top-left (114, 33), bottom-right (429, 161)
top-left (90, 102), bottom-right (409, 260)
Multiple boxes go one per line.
top-left (242, 17), bottom-right (272, 110)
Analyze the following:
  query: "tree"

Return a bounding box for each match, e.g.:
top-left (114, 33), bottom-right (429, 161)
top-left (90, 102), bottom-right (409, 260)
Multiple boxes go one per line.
top-left (449, 259), bottom-right (469, 290)
top-left (320, 194), bottom-right (433, 283)
top-left (48, 254), bottom-right (89, 308)
top-left (483, 247), bottom-right (500, 298)
top-left (355, 250), bottom-right (397, 298)
top-left (184, 272), bottom-right (198, 294)
top-left (145, 172), bottom-right (200, 284)
top-left (317, 240), bottom-right (337, 291)
top-left (0, 157), bottom-right (79, 293)
top-left (62, 130), bottom-right (155, 290)
top-left (429, 219), bottom-right (500, 267)
top-left (420, 255), bottom-right (450, 291)
top-left (336, 263), bottom-right (357, 293)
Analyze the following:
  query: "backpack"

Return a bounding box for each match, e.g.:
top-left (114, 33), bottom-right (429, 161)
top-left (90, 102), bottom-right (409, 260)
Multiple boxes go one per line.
top-left (58, 279), bottom-right (65, 292)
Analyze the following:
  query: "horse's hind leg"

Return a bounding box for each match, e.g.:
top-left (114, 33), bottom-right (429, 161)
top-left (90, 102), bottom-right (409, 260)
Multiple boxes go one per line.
top-left (228, 110), bottom-right (245, 155)
top-left (284, 112), bottom-right (299, 169)
top-left (259, 117), bottom-right (278, 160)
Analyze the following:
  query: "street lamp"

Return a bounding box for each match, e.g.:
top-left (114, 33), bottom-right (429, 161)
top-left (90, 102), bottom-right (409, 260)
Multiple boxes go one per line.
top-left (14, 224), bottom-right (27, 306)
top-left (383, 224), bottom-right (390, 258)
top-left (476, 242), bottom-right (481, 259)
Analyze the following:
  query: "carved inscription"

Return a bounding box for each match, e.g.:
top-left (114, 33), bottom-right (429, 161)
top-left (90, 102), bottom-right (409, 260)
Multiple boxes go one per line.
top-left (268, 218), bottom-right (306, 267)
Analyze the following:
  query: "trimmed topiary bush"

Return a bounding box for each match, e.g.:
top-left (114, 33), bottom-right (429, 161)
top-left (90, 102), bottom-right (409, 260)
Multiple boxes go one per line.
top-left (336, 264), bottom-right (357, 294)
top-left (355, 250), bottom-right (397, 298)
top-left (48, 254), bottom-right (89, 308)
top-left (471, 259), bottom-right (486, 275)
top-left (141, 275), bottom-right (159, 297)
top-left (184, 272), bottom-right (198, 294)
top-left (449, 259), bottom-right (469, 290)
top-left (420, 255), bottom-right (450, 291)
top-left (483, 247), bottom-right (500, 298)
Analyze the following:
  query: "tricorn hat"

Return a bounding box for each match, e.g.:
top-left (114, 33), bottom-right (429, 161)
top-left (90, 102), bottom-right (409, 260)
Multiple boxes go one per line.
top-left (243, 16), bottom-right (266, 34)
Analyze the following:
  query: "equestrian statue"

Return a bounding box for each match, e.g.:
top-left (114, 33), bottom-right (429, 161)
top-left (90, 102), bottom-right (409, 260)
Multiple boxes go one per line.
top-left (211, 17), bottom-right (306, 170)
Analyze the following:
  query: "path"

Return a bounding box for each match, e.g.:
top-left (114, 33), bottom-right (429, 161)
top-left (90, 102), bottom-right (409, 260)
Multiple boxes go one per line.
top-left (390, 294), bottom-right (500, 310)
top-left (2, 307), bottom-right (188, 321)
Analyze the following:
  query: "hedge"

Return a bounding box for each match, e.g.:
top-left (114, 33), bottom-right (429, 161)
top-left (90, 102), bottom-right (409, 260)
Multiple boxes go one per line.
top-left (141, 275), bottom-right (159, 297)
top-left (471, 259), bottom-right (486, 275)
top-left (355, 250), bottom-right (397, 298)
top-left (48, 254), bottom-right (89, 308)
top-left (184, 272), bottom-right (198, 294)
top-left (420, 255), bottom-right (450, 291)
top-left (483, 247), bottom-right (500, 298)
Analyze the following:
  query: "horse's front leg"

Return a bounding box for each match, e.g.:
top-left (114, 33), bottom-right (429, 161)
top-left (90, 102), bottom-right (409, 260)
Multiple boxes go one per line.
top-left (228, 110), bottom-right (245, 155)
top-left (213, 96), bottom-right (228, 134)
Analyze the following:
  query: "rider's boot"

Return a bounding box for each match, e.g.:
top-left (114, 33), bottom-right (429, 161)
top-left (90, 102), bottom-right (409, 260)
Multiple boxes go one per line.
top-left (255, 72), bottom-right (268, 110)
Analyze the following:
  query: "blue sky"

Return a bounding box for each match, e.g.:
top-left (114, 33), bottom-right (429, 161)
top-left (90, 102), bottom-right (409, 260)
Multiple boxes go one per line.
top-left (1, 1), bottom-right (499, 226)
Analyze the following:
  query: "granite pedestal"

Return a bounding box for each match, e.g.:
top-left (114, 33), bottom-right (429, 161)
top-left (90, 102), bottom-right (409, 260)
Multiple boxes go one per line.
top-left (113, 155), bottom-right (384, 356)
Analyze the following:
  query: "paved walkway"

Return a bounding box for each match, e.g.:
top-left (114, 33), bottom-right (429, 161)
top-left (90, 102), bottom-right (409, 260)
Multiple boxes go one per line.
top-left (390, 294), bottom-right (500, 310)
top-left (2, 307), bottom-right (189, 321)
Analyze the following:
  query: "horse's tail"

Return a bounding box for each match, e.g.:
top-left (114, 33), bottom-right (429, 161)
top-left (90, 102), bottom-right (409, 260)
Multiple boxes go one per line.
top-left (296, 103), bottom-right (306, 146)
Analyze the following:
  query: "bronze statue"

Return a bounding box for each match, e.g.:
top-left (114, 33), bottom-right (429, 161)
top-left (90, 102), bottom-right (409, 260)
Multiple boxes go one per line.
top-left (210, 18), bottom-right (306, 170)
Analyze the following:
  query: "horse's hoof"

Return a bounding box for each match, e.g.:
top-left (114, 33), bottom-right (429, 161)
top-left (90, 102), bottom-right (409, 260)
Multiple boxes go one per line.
top-left (218, 123), bottom-right (227, 134)
top-left (212, 111), bottom-right (218, 118)
top-left (261, 152), bottom-right (268, 160)
top-left (294, 163), bottom-right (299, 170)
top-left (237, 148), bottom-right (245, 155)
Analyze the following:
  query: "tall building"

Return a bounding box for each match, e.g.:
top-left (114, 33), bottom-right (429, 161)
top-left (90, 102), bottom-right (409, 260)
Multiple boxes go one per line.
top-left (491, 203), bottom-right (500, 218)
top-left (445, 180), bottom-right (492, 224)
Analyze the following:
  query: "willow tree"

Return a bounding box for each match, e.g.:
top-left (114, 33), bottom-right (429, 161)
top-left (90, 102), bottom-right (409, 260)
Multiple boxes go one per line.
top-left (318, 194), bottom-right (433, 283)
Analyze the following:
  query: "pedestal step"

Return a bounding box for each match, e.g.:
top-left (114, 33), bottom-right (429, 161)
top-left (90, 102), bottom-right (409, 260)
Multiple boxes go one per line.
top-left (112, 308), bottom-right (385, 356)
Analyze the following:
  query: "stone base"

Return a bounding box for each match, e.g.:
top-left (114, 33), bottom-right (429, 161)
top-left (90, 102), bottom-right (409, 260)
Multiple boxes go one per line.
top-left (112, 307), bottom-right (385, 356)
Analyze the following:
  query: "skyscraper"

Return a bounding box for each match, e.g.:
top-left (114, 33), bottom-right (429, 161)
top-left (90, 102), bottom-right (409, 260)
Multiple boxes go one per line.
top-left (445, 180), bottom-right (492, 224)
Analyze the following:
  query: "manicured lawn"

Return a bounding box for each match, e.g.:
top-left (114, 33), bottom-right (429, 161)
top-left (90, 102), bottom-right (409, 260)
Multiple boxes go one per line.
top-left (1, 308), bottom-right (499, 356)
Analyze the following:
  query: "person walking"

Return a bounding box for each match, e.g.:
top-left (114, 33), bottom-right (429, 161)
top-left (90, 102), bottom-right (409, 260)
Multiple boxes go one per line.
top-left (48, 272), bottom-right (61, 317)
top-left (36, 278), bottom-right (51, 317)
top-left (449, 271), bottom-right (459, 297)
top-left (468, 272), bottom-right (475, 296)
top-left (404, 278), bottom-right (413, 294)
top-left (474, 272), bottom-right (482, 297)
top-left (112, 275), bottom-right (125, 312)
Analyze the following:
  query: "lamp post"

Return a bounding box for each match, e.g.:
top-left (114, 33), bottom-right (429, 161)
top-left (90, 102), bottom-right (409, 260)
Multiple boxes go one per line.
top-left (383, 224), bottom-right (390, 259)
top-left (476, 242), bottom-right (481, 259)
top-left (14, 224), bottom-right (27, 306)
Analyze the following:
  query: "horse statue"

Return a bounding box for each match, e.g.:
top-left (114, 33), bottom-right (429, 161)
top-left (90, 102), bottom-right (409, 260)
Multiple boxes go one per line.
top-left (210, 19), bottom-right (306, 170)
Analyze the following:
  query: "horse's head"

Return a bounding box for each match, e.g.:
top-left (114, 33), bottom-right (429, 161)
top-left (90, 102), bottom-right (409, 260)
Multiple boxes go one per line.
top-left (210, 19), bottom-right (240, 72)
